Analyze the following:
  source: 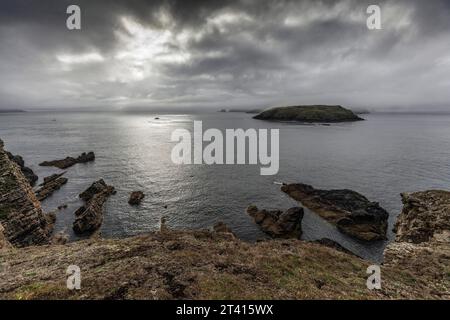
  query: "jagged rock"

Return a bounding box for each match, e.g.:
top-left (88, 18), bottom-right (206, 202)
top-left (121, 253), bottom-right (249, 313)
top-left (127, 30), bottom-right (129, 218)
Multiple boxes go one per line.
top-left (393, 191), bottom-right (450, 244)
top-left (383, 190), bottom-right (450, 297)
top-left (39, 152), bottom-right (95, 169)
top-left (128, 191), bottom-right (145, 205)
top-left (79, 179), bottom-right (115, 202)
top-left (35, 172), bottom-right (68, 201)
top-left (73, 179), bottom-right (115, 235)
top-left (281, 183), bottom-right (388, 241)
top-left (0, 139), bottom-right (53, 247)
top-left (246, 205), bottom-right (303, 239)
top-left (5, 151), bottom-right (38, 186)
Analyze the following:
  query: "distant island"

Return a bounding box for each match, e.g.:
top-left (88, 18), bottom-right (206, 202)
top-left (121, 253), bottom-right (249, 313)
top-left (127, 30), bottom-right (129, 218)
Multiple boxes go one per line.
top-left (253, 105), bottom-right (364, 123)
top-left (0, 109), bottom-right (26, 113)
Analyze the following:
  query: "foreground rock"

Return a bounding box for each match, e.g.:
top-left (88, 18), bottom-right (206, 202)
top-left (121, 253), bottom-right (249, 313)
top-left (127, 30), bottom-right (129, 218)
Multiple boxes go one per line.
top-left (0, 139), bottom-right (53, 247)
top-left (128, 191), bottom-right (145, 205)
top-left (383, 190), bottom-right (450, 298)
top-left (73, 179), bottom-right (115, 235)
top-left (247, 205), bottom-right (303, 239)
top-left (5, 151), bottom-right (38, 186)
top-left (35, 172), bottom-right (68, 201)
top-left (39, 152), bottom-right (95, 169)
top-left (253, 105), bottom-right (363, 123)
top-left (394, 191), bottom-right (450, 243)
top-left (281, 183), bottom-right (388, 241)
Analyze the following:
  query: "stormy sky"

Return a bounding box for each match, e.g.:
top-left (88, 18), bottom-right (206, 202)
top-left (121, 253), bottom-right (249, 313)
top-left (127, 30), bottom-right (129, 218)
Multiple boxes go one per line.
top-left (0, 0), bottom-right (449, 111)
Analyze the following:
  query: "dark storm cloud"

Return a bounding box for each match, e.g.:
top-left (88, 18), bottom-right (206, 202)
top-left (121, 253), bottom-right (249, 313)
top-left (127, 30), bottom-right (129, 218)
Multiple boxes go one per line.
top-left (0, 0), bottom-right (450, 110)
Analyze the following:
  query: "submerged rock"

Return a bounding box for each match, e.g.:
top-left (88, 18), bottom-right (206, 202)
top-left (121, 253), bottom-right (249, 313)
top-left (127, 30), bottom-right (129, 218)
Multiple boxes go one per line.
top-left (281, 183), bottom-right (388, 241)
top-left (247, 205), bottom-right (303, 239)
top-left (253, 105), bottom-right (363, 123)
top-left (73, 179), bottom-right (115, 235)
top-left (39, 152), bottom-right (95, 169)
top-left (35, 172), bottom-right (68, 201)
top-left (128, 191), bottom-right (145, 205)
top-left (5, 152), bottom-right (38, 186)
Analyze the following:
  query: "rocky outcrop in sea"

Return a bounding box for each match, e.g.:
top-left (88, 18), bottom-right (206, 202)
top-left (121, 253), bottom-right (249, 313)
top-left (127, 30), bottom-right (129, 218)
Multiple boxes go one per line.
top-left (246, 205), bottom-right (303, 239)
top-left (39, 151), bottom-right (95, 169)
top-left (281, 183), bottom-right (388, 241)
top-left (128, 191), bottom-right (145, 205)
top-left (35, 172), bottom-right (68, 201)
top-left (72, 179), bottom-right (115, 234)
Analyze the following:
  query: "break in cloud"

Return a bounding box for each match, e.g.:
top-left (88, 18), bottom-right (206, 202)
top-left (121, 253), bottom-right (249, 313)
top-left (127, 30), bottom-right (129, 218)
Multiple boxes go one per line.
top-left (0, 0), bottom-right (450, 111)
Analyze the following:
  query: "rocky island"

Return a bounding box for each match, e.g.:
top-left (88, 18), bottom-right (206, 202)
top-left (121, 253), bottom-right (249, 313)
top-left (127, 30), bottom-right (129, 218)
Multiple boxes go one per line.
top-left (253, 105), bottom-right (364, 123)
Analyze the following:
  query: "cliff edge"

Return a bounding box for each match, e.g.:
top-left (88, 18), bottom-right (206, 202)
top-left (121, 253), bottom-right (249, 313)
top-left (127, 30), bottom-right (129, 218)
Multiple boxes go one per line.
top-left (0, 139), bottom-right (53, 247)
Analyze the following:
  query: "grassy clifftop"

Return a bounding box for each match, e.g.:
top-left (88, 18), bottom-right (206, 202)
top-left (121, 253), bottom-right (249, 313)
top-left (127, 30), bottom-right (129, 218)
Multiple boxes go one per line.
top-left (0, 227), bottom-right (448, 300)
top-left (254, 105), bottom-right (364, 123)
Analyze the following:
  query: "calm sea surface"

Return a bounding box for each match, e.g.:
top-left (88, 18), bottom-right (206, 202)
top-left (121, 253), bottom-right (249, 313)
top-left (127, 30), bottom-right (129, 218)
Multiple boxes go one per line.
top-left (1, 111), bottom-right (450, 261)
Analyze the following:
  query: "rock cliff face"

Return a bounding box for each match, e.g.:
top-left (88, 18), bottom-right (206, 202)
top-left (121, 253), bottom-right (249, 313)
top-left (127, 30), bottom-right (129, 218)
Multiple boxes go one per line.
top-left (394, 191), bottom-right (450, 243)
top-left (383, 191), bottom-right (450, 298)
top-left (5, 152), bottom-right (38, 186)
top-left (0, 139), bottom-right (53, 247)
top-left (0, 222), bottom-right (11, 250)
